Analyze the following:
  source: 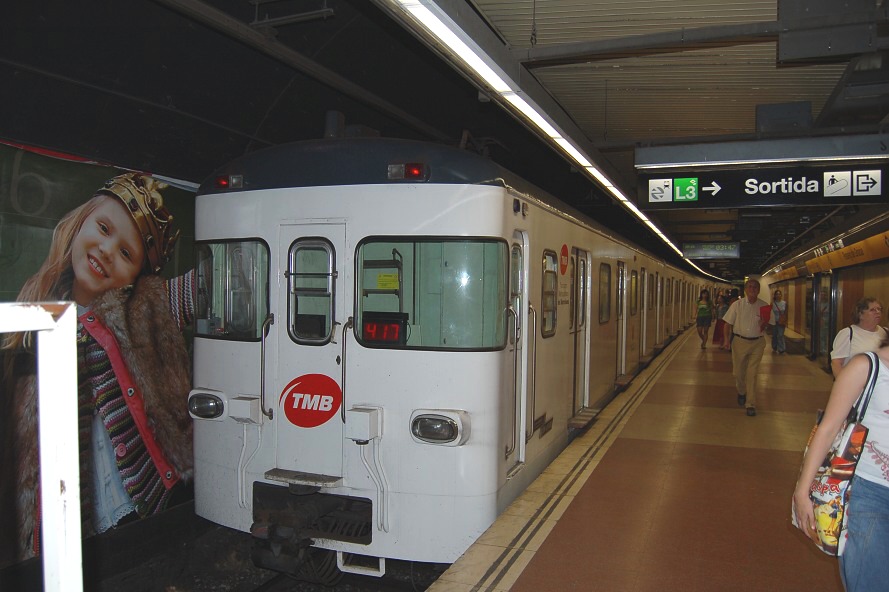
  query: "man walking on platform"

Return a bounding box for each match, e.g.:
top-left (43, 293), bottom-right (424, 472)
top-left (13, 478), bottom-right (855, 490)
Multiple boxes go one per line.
top-left (721, 279), bottom-right (770, 417)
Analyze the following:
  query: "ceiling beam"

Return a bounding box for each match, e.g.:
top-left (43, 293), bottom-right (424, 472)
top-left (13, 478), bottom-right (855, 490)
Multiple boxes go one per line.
top-left (521, 21), bottom-right (782, 69)
top-left (520, 9), bottom-right (889, 68)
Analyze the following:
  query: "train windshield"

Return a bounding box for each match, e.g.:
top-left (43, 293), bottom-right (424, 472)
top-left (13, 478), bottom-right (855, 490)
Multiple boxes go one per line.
top-left (194, 240), bottom-right (270, 340)
top-left (356, 238), bottom-right (508, 350)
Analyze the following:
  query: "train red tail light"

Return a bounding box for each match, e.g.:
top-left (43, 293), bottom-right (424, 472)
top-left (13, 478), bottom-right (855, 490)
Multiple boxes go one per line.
top-left (387, 163), bottom-right (427, 181)
top-left (213, 174), bottom-right (244, 189)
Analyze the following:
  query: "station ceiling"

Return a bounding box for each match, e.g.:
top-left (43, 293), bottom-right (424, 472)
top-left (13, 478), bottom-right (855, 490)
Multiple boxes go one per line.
top-left (2, 0), bottom-right (888, 282)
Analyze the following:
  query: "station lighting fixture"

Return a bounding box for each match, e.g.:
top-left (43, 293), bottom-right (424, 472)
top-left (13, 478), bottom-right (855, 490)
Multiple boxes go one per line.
top-left (387, 0), bottom-right (721, 281)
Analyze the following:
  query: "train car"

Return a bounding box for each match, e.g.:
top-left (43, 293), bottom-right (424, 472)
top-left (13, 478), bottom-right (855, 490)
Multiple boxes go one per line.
top-left (186, 137), bottom-right (699, 581)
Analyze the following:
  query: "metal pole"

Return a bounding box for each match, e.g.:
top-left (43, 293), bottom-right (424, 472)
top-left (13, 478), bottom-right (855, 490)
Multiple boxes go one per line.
top-left (0, 303), bottom-right (84, 592)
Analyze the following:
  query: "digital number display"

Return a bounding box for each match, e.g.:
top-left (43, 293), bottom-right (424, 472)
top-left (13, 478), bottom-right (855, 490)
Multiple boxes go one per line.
top-left (363, 321), bottom-right (402, 343)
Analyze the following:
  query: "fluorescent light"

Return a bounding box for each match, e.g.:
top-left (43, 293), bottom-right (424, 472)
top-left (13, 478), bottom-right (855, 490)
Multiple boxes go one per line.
top-left (502, 93), bottom-right (561, 138)
top-left (399, 1), bottom-right (511, 93)
top-left (584, 166), bottom-right (614, 188)
top-left (636, 154), bottom-right (886, 170)
top-left (554, 138), bottom-right (592, 168)
top-left (621, 200), bottom-right (648, 221)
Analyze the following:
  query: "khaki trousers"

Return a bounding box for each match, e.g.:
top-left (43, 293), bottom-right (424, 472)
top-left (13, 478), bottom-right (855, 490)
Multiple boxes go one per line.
top-left (731, 335), bottom-right (765, 408)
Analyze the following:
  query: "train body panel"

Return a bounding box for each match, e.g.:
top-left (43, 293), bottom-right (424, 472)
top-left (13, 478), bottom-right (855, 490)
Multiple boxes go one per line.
top-left (188, 138), bottom-right (700, 574)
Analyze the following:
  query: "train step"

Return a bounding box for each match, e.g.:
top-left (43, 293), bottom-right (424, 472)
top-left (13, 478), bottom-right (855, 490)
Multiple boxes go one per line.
top-left (614, 374), bottom-right (633, 390)
top-left (265, 468), bottom-right (343, 487)
top-left (568, 407), bottom-right (598, 430)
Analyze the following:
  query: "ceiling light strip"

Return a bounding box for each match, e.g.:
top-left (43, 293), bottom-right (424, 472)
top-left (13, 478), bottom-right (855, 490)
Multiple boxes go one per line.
top-left (391, 1), bottom-right (717, 278)
top-left (399, 1), bottom-right (510, 93)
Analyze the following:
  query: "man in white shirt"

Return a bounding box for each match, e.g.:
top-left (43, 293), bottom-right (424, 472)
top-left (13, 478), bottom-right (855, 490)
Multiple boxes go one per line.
top-left (722, 279), bottom-right (769, 416)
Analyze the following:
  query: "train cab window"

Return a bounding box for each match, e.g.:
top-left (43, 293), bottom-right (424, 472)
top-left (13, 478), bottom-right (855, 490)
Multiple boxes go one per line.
top-left (598, 263), bottom-right (612, 324)
top-left (356, 238), bottom-right (507, 350)
top-left (194, 240), bottom-right (270, 340)
top-left (630, 270), bottom-right (639, 316)
top-left (288, 238), bottom-right (336, 344)
top-left (542, 251), bottom-right (557, 337)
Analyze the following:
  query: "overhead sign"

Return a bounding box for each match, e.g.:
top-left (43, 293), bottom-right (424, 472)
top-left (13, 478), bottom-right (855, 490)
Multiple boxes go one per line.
top-left (682, 242), bottom-right (740, 259)
top-left (639, 164), bottom-right (888, 209)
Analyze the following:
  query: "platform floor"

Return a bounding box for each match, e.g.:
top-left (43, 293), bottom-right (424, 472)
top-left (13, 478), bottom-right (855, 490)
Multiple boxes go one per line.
top-left (428, 329), bottom-right (844, 592)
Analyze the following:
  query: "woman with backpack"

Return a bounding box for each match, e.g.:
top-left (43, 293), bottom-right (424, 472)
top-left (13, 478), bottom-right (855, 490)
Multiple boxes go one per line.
top-left (830, 297), bottom-right (887, 377)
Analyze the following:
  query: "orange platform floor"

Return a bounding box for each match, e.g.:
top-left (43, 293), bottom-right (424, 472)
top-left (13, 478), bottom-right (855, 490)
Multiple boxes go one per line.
top-left (427, 328), bottom-right (843, 592)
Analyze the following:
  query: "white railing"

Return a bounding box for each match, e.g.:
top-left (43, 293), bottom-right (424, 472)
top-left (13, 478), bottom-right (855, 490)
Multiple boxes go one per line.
top-left (0, 302), bottom-right (82, 592)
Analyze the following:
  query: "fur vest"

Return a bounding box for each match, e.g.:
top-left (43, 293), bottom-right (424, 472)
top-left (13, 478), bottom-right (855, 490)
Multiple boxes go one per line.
top-left (1, 275), bottom-right (192, 563)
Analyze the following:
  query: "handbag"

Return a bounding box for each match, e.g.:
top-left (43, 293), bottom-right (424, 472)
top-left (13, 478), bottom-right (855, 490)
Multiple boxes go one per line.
top-left (792, 351), bottom-right (879, 556)
top-left (775, 304), bottom-right (787, 326)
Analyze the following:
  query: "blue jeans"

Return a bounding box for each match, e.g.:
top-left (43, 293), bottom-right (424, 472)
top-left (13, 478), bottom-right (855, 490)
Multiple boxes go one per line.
top-left (839, 475), bottom-right (889, 591)
top-left (771, 323), bottom-right (785, 353)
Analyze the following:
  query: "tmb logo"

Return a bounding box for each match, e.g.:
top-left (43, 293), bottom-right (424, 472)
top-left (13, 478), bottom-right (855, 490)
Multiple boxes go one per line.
top-left (279, 374), bottom-right (342, 428)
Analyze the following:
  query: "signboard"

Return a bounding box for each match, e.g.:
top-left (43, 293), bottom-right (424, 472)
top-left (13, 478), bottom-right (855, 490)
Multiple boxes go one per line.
top-left (639, 164), bottom-right (888, 209)
top-left (682, 242), bottom-right (740, 259)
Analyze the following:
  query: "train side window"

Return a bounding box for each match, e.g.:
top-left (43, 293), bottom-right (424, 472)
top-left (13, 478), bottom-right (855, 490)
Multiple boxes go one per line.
top-left (598, 263), bottom-right (611, 324)
top-left (648, 273), bottom-right (655, 310)
top-left (630, 270), bottom-right (639, 316)
top-left (577, 256), bottom-right (587, 328)
top-left (194, 240), bottom-right (270, 341)
top-left (541, 250), bottom-right (557, 337)
top-left (288, 238), bottom-right (335, 345)
top-left (568, 257), bottom-right (576, 330)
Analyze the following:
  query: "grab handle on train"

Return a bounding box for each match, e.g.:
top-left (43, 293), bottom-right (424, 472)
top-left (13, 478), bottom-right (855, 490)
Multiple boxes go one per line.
top-left (508, 305), bottom-right (521, 343)
top-left (260, 312), bottom-right (275, 419)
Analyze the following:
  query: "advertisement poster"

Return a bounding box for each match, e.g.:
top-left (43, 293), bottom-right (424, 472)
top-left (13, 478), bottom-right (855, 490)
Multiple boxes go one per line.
top-left (0, 143), bottom-right (196, 566)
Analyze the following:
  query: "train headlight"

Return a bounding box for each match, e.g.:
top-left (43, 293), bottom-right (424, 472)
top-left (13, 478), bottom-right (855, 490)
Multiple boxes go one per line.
top-left (188, 391), bottom-right (224, 420)
top-left (409, 410), bottom-right (470, 446)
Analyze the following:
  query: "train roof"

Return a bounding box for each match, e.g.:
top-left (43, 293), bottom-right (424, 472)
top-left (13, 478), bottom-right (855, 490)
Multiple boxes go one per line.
top-left (198, 137), bottom-right (532, 196)
top-left (198, 136), bottom-right (699, 275)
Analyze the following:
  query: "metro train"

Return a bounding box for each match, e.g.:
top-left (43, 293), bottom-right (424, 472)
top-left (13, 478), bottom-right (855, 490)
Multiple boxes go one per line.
top-left (186, 137), bottom-right (714, 581)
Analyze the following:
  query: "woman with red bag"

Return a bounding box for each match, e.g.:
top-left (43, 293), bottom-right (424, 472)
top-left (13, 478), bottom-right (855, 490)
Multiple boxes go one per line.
top-left (793, 339), bottom-right (889, 591)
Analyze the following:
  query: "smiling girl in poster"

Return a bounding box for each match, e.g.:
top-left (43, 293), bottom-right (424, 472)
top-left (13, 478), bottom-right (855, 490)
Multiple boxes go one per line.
top-left (1, 173), bottom-right (195, 563)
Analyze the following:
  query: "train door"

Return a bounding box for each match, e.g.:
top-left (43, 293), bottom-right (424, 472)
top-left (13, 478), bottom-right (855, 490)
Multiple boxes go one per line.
top-left (274, 224), bottom-right (346, 480)
top-left (616, 261), bottom-right (627, 376)
top-left (640, 267), bottom-right (648, 354)
top-left (814, 273), bottom-right (833, 367)
top-left (506, 232), bottom-right (529, 470)
top-left (571, 248), bottom-right (590, 414)
top-left (655, 272), bottom-right (662, 345)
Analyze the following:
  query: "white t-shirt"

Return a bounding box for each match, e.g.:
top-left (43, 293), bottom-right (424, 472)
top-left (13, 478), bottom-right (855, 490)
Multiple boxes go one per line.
top-left (830, 325), bottom-right (888, 367)
top-left (722, 297), bottom-right (769, 338)
top-left (857, 354), bottom-right (889, 487)
top-left (769, 300), bottom-right (786, 326)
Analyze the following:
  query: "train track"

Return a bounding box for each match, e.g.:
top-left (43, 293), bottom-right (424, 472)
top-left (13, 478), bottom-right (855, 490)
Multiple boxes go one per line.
top-left (0, 501), bottom-right (445, 592)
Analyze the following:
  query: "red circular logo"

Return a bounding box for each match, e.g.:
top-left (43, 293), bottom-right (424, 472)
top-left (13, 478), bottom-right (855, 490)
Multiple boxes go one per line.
top-left (560, 244), bottom-right (569, 275)
top-left (279, 374), bottom-right (342, 428)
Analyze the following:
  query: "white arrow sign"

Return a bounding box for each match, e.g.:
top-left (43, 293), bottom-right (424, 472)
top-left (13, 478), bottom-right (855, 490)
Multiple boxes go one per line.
top-left (702, 181), bottom-right (721, 195)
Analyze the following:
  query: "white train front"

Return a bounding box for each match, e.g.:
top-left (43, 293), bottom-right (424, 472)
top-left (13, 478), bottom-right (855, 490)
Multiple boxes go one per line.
top-left (187, 137), bottom-right (701, 580)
